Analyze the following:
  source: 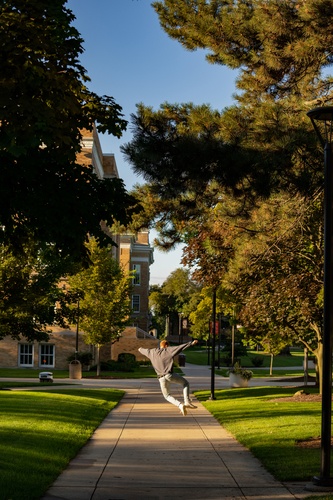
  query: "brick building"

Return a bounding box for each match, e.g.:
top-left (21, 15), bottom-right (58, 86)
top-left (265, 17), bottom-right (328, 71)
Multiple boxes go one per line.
top-left (120, 230), bottom-right (154, 333)
top-left (0, 127), bottom-right (158, 370)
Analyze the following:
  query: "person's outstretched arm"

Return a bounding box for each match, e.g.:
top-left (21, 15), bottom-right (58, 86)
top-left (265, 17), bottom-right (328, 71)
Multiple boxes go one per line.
top-left (169, 339), bottom-right (198, 356)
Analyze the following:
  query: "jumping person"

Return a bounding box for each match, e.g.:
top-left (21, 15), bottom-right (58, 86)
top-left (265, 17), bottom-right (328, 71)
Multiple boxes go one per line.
top-left (138, 339), bottom-right (199, 416)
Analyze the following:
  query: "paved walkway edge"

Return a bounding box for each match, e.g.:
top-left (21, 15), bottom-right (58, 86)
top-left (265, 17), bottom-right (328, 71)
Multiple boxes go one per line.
top-left (41, 379), bottom-right (316, 500)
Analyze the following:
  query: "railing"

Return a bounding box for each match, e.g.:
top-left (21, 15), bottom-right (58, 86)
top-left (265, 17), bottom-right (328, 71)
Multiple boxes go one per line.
top-left (136, 328), bottom-right (156, 339)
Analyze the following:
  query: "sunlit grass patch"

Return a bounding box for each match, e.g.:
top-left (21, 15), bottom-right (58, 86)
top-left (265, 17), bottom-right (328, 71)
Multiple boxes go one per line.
top-left (195, 386), bottom-right (325, 482)
top-left (0, 388), bottom-right (124, 500)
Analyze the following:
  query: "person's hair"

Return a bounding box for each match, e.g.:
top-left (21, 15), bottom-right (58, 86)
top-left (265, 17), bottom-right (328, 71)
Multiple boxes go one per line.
top-left (160, 340), bottom-right (169, 348)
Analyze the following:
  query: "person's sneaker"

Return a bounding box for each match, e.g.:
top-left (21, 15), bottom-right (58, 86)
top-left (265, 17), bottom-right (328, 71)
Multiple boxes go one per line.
top-left (185, 402), bottom-right (197, 409)
top-left (179, 403), bottom-right (187, 416)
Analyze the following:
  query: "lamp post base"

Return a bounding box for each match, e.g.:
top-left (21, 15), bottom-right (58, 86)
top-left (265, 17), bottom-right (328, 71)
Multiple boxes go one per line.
top-left (312, 476), bottom-right (333, 488)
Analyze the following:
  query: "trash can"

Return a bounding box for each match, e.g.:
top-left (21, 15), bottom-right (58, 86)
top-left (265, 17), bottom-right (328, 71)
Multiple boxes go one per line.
top-left (39, 371), bottom-right (53, 383)
top-left (178, 354), bottom-right (186, 367)
top-left (69, 360), bottom-right (82, 380)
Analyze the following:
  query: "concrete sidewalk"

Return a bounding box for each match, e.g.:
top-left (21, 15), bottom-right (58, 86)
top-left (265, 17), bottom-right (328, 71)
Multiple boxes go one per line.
top-left (41, 365), bottom-right (320, 500)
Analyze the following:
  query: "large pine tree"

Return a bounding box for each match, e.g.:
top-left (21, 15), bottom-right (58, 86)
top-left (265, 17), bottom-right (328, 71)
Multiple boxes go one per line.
top-left (152, 0), bottom-right (333, 100)
top-left (123, 0), bottom-right (333, 389)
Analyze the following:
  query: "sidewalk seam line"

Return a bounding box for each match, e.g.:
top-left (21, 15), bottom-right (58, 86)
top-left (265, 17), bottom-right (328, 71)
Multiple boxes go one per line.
top-left (90, 388), bottom-right (140, 500)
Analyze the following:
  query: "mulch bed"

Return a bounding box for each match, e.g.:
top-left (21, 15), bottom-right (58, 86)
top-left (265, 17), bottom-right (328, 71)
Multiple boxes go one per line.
top-left (296, 437), bottom-right (328, 448)
top-left (270, 392), bottom-right (322, 403)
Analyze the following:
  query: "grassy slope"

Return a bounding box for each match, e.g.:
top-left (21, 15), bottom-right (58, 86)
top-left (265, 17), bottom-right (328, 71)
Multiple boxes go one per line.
top-left (195, 386), bottom-right (326, 482)
top-left (0, 389), bottom-right (124, 500)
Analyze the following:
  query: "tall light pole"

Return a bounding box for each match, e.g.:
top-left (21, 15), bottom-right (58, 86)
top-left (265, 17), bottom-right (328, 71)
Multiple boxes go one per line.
top-left (178, 312), bottom-right (183, 345)
top-left (210, 288), bottom-right (217, 400)
top-left (307, 106), bottom-right (333, 486)
top-left (75, 299), bottom-right (80, 359)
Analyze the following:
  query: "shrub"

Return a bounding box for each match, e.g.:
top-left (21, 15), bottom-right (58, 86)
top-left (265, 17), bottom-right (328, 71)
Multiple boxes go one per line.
top-left (90, 361), bottom-right (111, 371)
top-left (90, 354), bottom-right (140, 373)
top-left (220, 341), bottom-right (247, 360)
top-left (227, 362), bottom-right (253, 380)
top-left (117, 353), bottom-right (139, 371)
top-left (139, 360), bottom-right (152, 366)
top-left (67, 352), bottom-right (93, 366)
top-left (107, 360), bottom-right (135, 372)
top-left (220, 356), bottom-right (240, 367)
top-left (118, 353), bottom-right (136, 365)
top-left (251, 356), bottom-right (264, 367)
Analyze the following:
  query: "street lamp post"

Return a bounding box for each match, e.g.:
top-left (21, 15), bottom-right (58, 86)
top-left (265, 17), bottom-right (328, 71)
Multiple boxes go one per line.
top-left (307, 106), bottom-right (333, 486)
top-left (75, 299), bottom-right (80, 360)
top-left (210, 288), bottom-right (217, 400)
top-left (207, 322), bottom-right (211, 365)
top-left (178, 312), bottom-right (183, 345)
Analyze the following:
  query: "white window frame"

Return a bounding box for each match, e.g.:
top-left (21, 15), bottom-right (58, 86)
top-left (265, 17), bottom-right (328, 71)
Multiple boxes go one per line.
top-left (133, 264), bottom-right (141, 285)
top-left (39, 344), bottom-right (55, 368)
top-left (19, 344), bottom-right (34, 367)
top-left (132, 294), bottom-right (140, 313)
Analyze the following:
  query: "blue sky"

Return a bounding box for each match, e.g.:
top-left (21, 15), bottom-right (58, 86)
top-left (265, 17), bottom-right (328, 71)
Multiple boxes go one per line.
top-left (66, 0), bottom-right (237, 284)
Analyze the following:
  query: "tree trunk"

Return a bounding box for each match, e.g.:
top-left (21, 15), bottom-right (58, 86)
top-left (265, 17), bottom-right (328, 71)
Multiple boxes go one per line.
top-left (165, 314), bottom-right (169, 337)
top-left (270, 353), bottom-right (273, 376)
top-left (96, 345), bottom-right (101, 377)
top-left (316, 342), bottom-right (323, 394)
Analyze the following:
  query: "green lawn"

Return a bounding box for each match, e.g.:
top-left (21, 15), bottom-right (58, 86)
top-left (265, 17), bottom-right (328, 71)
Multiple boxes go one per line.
top-left (195, 385), bottom-right (327, 483)
top-left (0, 347), bottom-right (313, 380)
top-left (0, 368), bottom-right (70, 378)
top-left (215, 367), bottom-right (317, 379)
top-left (0, 388), bottom-right (124, 500)
top-left (185, 346), bottom-right (309, 367)
top-left (185, 347), bottom-right (317, 378)
top-left (0, 349), bottom-right (327, 499)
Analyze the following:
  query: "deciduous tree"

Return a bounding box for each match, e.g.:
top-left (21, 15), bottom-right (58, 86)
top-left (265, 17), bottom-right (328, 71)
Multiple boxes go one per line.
top-left (149, 268), bottom-right (200, 337)
top-left (0, 241), bottom-right (76, 341)
top-left (0, 0), bottom-right (135, 260)
top-left (67, 238), bottom-right (132, 376)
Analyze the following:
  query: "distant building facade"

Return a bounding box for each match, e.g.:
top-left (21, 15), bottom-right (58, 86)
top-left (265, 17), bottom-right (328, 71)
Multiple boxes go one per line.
top-left (120, 230), bottom-right (154, 333)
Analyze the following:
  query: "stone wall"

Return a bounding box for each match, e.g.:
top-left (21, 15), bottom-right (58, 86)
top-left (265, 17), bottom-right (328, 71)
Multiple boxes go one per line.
top-left (111, 327), bottom-right (159, 361)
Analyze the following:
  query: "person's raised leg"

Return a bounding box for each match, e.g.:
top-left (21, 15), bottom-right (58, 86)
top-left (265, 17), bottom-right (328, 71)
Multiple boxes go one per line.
top-left (169, 373), bottom-right (197, 409)
top-left (159, 375), bottom-right (187, 415)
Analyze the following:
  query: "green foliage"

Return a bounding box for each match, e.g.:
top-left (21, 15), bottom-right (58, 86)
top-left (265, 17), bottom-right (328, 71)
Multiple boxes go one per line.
top-left (124, 0), bottom-right (333, 392)
top-left (222, 340), bottom-right (247, 358)
top-left (125, 102), bottom-right (309, 210)
top-left (0, 241), bottom-right (77, 341)
top-left (227, 362), bottom-right (253, 380)
top-left (251, 355), bottom-right (264, 367)
top-left (149, 268), bottom-right (200, 337)
top-left (0, 388), bottom-right (124, 500)
top-left (233, 194), bottom-right (324, 371)
top-left (162, 268), bottom-right (199, 307)
top-left (110, 357), bottom-right (139, 372)
top-left (68, 238), bottom-right (132, 348)
top-left (67, 351), bottom-right (93, 366)
top-left (116, 353), bottom-right (139, 371)
top-left (152, 0), bottom-right (333, 100)
top-left (117, 352), bottom-right (136, 364)
top-left (88, 362), bottom-right (155, 376)
top-left (0, 0), bottom-right (137, 260)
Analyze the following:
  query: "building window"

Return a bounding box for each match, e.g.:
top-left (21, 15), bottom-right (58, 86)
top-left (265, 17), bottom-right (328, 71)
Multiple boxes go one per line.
top-left (19, 344), bottom-right (34, 367)
top-left (133, 264), bottom-right (141, 285)
top-left (132, 294), bottom-right (140, 313)
top-left (39, 344), bottom-right (55, 367)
